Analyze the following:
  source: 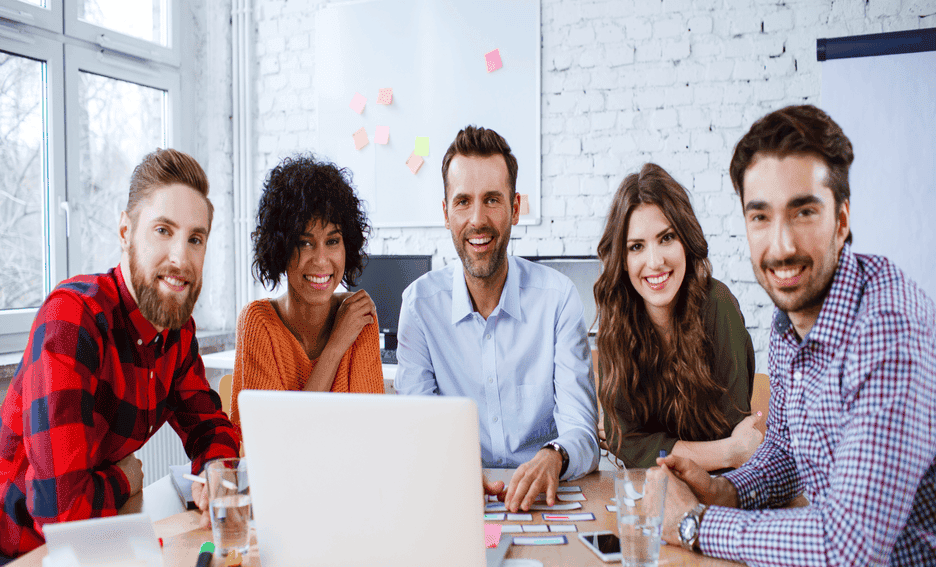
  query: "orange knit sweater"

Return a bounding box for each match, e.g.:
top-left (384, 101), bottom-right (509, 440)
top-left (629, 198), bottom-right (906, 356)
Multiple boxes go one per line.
top-left (229, 298), bottom-right (384, 429)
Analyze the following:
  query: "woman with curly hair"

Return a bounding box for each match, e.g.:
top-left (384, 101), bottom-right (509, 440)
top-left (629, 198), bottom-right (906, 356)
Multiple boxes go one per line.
top-left (229, 154), bottom-right (383, 430)
top-left (594, 163), bottom-right (761, 471)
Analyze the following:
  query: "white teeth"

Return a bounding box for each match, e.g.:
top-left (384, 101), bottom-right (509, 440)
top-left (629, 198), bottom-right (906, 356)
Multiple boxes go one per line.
top-left (469, 236), bottom-right (492, 245)
top-left (305, 275), bottom-right (331, 284)
top-left (163, 277), bottom-right (185, 287)
top-left (773, 267), bottom-right (802, 279)
top-left (646, 273), bottom-right (670, 285)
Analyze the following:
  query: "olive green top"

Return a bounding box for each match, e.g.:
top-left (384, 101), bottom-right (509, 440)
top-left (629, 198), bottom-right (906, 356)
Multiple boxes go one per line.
top-left (602, 278), bottom-right (755, 469)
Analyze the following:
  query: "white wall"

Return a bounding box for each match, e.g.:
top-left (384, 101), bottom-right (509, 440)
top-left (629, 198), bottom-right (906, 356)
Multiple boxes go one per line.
top-left (248, 0), bottom-right (936, 372)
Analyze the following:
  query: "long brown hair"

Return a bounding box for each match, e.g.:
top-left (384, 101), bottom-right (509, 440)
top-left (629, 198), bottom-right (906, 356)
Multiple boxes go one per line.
top-left (594, 163), bottom-right (731, 455)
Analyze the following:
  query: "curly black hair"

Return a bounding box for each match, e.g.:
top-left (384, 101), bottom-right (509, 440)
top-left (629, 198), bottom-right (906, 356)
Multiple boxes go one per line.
top-left (252, 154), bottom-right (370, 290)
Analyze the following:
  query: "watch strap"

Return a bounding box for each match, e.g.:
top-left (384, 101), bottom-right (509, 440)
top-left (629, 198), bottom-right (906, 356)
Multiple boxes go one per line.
top-left (542, 442), bottom-right (569, 477)
top-left (678, 503), bottom-right (707, 551)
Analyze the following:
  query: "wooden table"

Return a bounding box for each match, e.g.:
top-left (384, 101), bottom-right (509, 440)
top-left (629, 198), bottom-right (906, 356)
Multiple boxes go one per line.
top-left (10, 470), bottom-right (743, 566)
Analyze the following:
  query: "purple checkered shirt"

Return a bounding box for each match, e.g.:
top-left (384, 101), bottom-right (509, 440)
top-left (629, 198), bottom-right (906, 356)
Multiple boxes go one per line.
top-left (699, 244), bottom-right (936, 566)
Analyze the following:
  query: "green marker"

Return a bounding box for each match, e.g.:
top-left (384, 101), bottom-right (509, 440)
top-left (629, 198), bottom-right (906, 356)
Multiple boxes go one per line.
top-left (195, 541), bottom-right (214, 567)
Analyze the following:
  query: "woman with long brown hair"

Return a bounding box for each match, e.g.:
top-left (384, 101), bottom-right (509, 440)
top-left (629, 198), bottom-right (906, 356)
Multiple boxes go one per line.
top-left (594, 163), bottom-right (762, 470)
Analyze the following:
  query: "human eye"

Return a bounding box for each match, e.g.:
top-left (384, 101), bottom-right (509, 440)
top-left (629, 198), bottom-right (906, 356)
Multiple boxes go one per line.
top-left (327, 236), bottom-right (341, 246)
top-left (628, 243), bottom-right (642, 253)
top-left (747, 213), bottom-right (766, 223)
top-left (661, 232), bottom-right (677, 243)
top-left (155, 226), bottom-right (170, 237)
top-left (189, 235), bottom-right (204, 246)
top-left (798, 207), bottom-right (817, 218)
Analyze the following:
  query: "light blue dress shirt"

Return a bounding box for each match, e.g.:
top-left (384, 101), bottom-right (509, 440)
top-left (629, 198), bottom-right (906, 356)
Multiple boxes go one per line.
top-left (395, 255), bottom-right (599, 479)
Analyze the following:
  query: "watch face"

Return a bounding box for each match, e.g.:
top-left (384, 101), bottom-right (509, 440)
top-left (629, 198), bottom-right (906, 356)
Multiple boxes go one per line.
top-left (679, 516), bottom-right (698, 543)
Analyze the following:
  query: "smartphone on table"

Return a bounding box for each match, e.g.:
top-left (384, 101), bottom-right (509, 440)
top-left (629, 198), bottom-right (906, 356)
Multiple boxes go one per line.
top-left (578, 530), bottom-right (621, 562)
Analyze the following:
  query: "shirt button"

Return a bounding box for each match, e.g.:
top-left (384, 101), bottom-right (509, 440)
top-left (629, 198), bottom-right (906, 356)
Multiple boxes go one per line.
top-left (497, 459), bottom-right (503, 464)
top-left (488, 377), bottom-right (494, 384)
top-left (137, 339), bottom-right (143, 346)
top-left (793, 371), bottom-right (802, 380)
top-left (749, 490), bottom-right (757, 499)
top-left (485, 334), bottom-right (492, 340)
top-left (493, 416), bottom-right (499, 423)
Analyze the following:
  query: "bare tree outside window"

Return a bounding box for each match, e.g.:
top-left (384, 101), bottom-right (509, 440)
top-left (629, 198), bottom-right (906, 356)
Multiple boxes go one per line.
top-left (0, 53), bottom-right (45, 311)
top-left (78, 0), bottom-right (165, 46)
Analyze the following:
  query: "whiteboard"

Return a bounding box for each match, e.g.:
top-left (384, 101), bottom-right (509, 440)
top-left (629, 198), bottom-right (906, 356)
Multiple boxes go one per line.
top-left (314, 0), bottom-right (541, 228)
top-left (821, 50), bottom-right (936, 302)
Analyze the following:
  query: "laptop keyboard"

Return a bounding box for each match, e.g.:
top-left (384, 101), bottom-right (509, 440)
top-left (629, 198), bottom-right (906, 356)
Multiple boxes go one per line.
top-left (380, 348), bottom-right (398, 365)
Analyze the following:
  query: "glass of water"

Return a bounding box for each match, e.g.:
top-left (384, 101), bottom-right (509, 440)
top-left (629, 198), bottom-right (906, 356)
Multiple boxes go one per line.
top-left (615, 467), bottom-right (667, 567)
top-left (206, 457), bottom-right (251, 557)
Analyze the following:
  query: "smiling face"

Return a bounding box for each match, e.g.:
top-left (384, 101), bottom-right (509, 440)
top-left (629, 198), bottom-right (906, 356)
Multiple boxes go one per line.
top-left (625, 203), bottom-right (687, 328)
top-left (120, 183), bottom-right (209, 331)
top-left (443, 153), bottom-right (519, 283)
top-left (285, 218), bottom-right (346, 306)
top-left (742, 152), bottom-right (850, 335)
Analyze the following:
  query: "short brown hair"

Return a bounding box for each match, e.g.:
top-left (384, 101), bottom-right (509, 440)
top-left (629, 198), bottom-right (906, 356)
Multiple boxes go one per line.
top-left (126, 148), bottom-right (213, 230)
top-left (729, 104), bottom-right (853, 244)
top-left (441, 125), bottom-right (518, 201)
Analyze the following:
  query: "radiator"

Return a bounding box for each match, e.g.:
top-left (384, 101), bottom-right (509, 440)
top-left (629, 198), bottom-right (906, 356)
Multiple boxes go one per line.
top-left (137, 421), bottom-right (191, 488)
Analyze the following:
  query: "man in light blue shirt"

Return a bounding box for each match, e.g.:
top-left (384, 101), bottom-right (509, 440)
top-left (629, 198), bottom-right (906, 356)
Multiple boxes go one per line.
top-left (396, 125), bottom-right (599, 512)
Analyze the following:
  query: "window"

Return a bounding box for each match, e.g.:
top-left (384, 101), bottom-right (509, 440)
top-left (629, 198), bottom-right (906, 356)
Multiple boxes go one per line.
top-left (0, 0), bottom-right (183, 353)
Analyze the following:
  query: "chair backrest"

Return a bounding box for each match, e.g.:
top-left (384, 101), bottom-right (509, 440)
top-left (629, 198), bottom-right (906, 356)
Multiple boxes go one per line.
top-left (218, 373), bottom-right (233, 417)
top-left (751, 373), bottom-right (770, 435)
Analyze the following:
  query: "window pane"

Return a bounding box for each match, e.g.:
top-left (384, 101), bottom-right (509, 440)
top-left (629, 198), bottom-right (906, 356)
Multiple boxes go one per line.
top-left (78, 0), bottom-right (166, 46)
top-left (0, 52), bottom-right (45, 310)
top-left (18, 0), bottom-right (45, 6)
top-left (73, 71), bottom-right (164, 276)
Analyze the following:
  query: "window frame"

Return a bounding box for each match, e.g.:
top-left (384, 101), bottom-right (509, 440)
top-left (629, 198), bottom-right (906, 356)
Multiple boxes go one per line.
top-left (0, 0), bottom-right (64, 34)
top-left (63, 0), bottom-right (180, 67)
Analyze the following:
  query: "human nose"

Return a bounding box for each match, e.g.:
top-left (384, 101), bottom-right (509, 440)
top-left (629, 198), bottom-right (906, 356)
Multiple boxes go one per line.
top-left (168, 236), bottom-right (189, 267)
top-left (768, 218), bottom-right (796, 259)
top-left (468, 201), bottom-right (486, 227)
top-left (647, 244), bottom-right (664, 270)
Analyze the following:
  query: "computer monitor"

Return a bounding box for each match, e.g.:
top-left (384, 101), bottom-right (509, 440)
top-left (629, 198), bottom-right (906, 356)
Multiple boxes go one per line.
top-left (522, 256), bottom-right (602, 334)
top-left (348, 255), bottom-right (432, 349)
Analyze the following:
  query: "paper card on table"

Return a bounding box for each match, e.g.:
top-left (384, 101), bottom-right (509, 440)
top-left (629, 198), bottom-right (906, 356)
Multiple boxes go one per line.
top-left (485, 48), bottom-right (503, 72)
top-left (512, 536), bottom-right (567, 546)
top-left (352, 127), bottom-right (369, 150)
top-left (484, 524), bottom-right (502, 549)
top-left (375, 125), bottom-right (390, 144)
top-left (558, 493), bottom-right (586, 502)
top-left (349, 92), bottom-right (366, 114)
top-left (500, 524), bottom-right (523, 533)
top-left (556, 486), bottom-right (582, 493)
top-left (528, 502), bottom-right (582, 511)
top-left (377, 87), bottom-right (393, 104)
top-left (414, 136), bottom-right (429, 156)
top-left (519, 194), bottom-right (530, 215)
top-left (484, 513), bottom-right (506, 521)
top-left (506, 513), bottom-right (533, 522)
top-left (486, 502), bottom-right (507, 512)
top-left (606, 505), bottom-right (618, 512)
top-left (542, 512), bottom-right (595, 522)
top-left (485, 494), bottom-right (500, 502)
top-left (521, 524), bottom-right (549, 533)
top-left (405, 153), bottom-right (424, 174)
top-left (549, 524), bottom-right (577, 533)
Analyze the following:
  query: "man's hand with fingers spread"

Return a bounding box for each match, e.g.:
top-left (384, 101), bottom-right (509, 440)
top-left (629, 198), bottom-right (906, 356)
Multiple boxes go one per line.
top-left (504, 448), bottom-right (562, 512)
top-left (191, 471), bottom-right (211, 529)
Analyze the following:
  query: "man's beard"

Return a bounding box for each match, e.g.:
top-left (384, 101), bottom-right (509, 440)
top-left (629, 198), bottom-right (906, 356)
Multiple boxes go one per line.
top-left (453, 226), bottom-right (511, 280)
top-left (754, 233), bottom-right (839, 316)
top-left (129, 244), bottom-right (201, 330)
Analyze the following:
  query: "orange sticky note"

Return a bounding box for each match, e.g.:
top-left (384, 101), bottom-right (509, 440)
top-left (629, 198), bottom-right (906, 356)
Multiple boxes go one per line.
top-left (352, 127), bottom-right (369, 150)
top-left (484, 524), bottom-right (502, 549)
top-left (485, 49), bottom-right (503, 72)
top-left (375, 125), bottom-right (389, 145)
top-left (349, 92), bottom-right (366, 114)
top-left (377, 88), bottom-right (393, 104)
top-left (519, 194), bottom-right (530, 215)
top-left (406, 153), bottom-right (424, 174)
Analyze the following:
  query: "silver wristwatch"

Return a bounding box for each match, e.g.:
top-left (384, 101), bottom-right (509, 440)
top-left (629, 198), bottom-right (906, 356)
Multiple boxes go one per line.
top-left (677, 503), bottom-right (707, 551)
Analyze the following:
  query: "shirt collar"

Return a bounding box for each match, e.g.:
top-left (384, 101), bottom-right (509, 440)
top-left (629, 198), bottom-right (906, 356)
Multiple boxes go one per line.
top-left (772, 242), bottom-right (862, 348)
top-left (450, 255), bottom-right (521, 324)
top-left (116, 263), bottom-right (162, 346)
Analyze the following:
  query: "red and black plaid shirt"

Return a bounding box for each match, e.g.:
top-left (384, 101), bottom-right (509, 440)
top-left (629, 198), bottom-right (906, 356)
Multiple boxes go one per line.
top-left (0, 265), bottom-right (239, 557)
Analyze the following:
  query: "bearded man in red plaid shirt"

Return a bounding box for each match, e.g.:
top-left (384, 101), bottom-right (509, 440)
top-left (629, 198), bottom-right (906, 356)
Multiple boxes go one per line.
top-left (0, 149), bottom-right (240, 559)
top-left (657, 105), bottom-right (936, 566)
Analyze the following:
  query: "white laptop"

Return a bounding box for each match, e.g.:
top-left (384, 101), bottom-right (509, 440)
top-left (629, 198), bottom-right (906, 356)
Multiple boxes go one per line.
top-left (239, 390), bottom-right (500, 567)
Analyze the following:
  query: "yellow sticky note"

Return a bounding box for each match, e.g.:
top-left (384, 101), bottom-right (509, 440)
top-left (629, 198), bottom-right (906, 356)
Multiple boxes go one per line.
top-left (414, 137), bottom-right (429, 156)
top-left (352, 127), bottom-right (369, 150)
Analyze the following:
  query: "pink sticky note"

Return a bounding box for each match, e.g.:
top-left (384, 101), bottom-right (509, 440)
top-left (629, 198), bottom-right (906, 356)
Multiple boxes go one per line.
top-left (485, 49), bottom-right (503, 73)
top-left (352, 127), bottom-right (369, 150)
top-left (519, 194), bottom-right (530, 215)
top-left (377, 88), bottom-right (393, 105)
top-left (405, 153), bottom-right (424, 174)
top-left (349, 92), bottom-right (366, 114)
top-left (484, 524), bottom-right (502, 549)
top-left (375, 125), bottom-right (389, 145)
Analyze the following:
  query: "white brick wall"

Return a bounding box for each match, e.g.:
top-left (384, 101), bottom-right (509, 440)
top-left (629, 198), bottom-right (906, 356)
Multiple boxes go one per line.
top-left (248, 0), bottom-right (935, 371)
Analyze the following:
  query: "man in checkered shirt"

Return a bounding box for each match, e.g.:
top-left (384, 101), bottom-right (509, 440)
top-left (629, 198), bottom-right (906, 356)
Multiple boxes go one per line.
top-left (0, 149), bottom-right (240, 560)
top-left (658, 105), bottom-right (936, 566)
